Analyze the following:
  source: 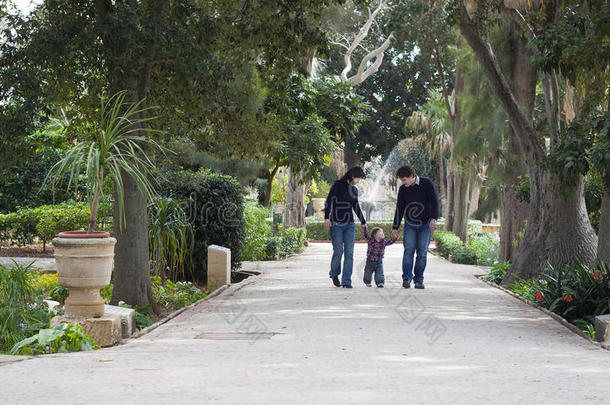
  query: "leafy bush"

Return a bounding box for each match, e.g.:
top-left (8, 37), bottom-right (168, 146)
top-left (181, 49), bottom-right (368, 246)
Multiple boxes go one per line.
top-left (151, 276), bottom-right (210, 310)
top-left (282, 227), bottom-right (307, 254)
top-left (532, 261), bottom-right (610, 324)
top-left (470, 233), bottom-right (500, 266)
top-left (0, 202), bottom-right (112, 248)
top-left (264, 227), bottom-right (307, 260)
top-left (157, 168), bottom-right (245, 281)
top-left (433, 230), bottom-right (498, 266)
top-left (0, 131), bottom-right (81, 214)
top-left (10, 323), bottom-right (99, 355)
top-left (0, 263), bottom-right (55, 353)
top-left (243, 201), bottom-right (273, 261)
top-left (486, 262), bottom-right (510, 285)
top-left (148, 197), bottom-right (195, 281)
top-left (507, 277), bottom-right (538, 302)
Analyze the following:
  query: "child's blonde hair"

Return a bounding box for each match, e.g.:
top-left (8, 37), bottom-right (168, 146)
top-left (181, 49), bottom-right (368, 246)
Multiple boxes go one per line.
top-left (371, 227), bottom-right (383, 239)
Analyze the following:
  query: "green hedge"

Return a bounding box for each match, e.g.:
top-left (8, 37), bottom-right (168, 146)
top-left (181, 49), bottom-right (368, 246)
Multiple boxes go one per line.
top-left (157, 168), bottom-right (245, 281)
top-left (306, 221), bottom-right (405, 241)
top-left (432, 230), bottom-right (498, 266)
top-left (0, 202), bottom-right (112, 248)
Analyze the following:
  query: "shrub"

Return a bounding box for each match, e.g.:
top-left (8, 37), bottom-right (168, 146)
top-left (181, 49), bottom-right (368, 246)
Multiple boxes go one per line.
top-left (0, 202), bottom-right (112, 248)
top-left (433, 230), bottom-right (498, 266)
top-left (486, 262), bottom-right (510, 285)
top-left (157, 168), bottom-right (245, 281)
top-left (0, 263), bottom-right (54, 353)
top-left (151, 276), bottom-right (209, 310)
top-left (532, 261), bottom-right (610, 324)
top-left (10, 323), bottom-right (99, 355)
top-left (470, 233), bottom-right (500, 266)
top-left (282, 227), bottom-right (307, 255)
top-left (243, 201), bottom-right (273, 261)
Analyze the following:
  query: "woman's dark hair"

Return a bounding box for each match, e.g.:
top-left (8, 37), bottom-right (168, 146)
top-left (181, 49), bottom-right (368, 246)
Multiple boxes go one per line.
top-left (396, 165), bottom-right (415, 178)
top-left (337, 166), bottom-right (366, 183)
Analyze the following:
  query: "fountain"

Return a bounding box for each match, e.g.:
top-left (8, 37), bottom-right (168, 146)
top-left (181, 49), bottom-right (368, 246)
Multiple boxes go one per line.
top-left (360, 147), bottom-right (402, 221)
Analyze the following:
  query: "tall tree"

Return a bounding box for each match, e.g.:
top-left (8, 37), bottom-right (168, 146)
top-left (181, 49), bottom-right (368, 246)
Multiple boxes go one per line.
top-left (453, 0), bottom-right (598, 282)
top-left (0, 0), bottom-right (343, 305)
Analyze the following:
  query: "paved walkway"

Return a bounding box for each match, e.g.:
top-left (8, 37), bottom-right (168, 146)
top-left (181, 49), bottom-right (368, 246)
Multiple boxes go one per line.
top-left (1, 243), bottom-right (610, 404)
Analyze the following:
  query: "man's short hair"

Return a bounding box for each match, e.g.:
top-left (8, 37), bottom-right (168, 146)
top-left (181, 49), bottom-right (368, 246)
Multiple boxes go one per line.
top-left (396, 166), bottom-right (415, 178)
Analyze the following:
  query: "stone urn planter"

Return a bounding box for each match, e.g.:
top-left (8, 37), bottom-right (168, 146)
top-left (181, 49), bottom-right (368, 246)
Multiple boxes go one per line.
top-left (52, 231), bottom-right (116, 318)
top-left (312, 197), bottom-right (326, 213)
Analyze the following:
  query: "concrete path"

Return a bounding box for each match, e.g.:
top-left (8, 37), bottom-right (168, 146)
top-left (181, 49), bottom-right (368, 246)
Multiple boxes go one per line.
top-left (1, 243), bottom-right (609, 404)
top-left (0, 257), bottom-right (56, 273)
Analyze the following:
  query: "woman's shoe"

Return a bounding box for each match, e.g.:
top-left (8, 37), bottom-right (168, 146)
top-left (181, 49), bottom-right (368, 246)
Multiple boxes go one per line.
top-left (330, 276), bottom-right (341, 287)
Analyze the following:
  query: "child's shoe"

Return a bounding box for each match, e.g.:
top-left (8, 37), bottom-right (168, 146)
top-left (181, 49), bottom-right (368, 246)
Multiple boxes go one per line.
top-left (365, 283), bottom-right (372, 287)
top-left (377, 284), bottom-right (384, 288)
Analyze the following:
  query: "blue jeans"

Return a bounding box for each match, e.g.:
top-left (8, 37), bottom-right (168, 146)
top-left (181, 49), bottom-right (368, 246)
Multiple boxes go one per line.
top-left (329, 222), bottom-right (356, 286)
top-left (402, 221), bottom-right (431, 283)
top-left (363, 260), bottom-right (384, 286)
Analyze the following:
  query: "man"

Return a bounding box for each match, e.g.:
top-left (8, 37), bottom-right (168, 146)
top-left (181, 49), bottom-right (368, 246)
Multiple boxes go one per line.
top-left (391, 166), bottom-right (439, 289)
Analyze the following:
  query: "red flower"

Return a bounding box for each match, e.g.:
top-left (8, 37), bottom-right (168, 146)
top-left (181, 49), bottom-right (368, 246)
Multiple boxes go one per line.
top-left (562, 293), bottom-right (573, 303)
top-left (535, 290), bottom-right (544, 301)
top-left (593, 272), bottom-right (604, 280)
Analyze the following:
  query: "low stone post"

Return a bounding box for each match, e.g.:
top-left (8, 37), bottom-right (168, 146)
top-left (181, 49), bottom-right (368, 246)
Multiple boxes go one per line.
top-left (207, 245), bottom-right (231, 290)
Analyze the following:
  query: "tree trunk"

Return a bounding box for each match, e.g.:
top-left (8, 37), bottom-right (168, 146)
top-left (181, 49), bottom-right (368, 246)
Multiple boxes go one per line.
top-left (283, 168), bottom-right (306, 229)
top-left (445, 165), bottom-right (456, 231)
top-left (597, 188), bottom-right (610, 263)
top-left (456, 3), bottom-right (597, 283)
top-left (452, 169), bottom-right (471, 242)
top-left (110, 172), bottom-right (156, 309)
top-left (468, 169), bottom-right (484, 217)
top-left (263, 165), bottom-right (279, 207)
top-left (438, 155), bottom-right (448, 219)
top-left (499, 24), bottom-right (535, 262)
top-left (343, 138), bottom-right (362, 169)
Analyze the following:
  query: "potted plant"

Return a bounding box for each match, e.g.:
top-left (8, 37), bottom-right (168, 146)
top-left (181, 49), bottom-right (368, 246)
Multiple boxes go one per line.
top-left (45, 92), bottom-right (161, 317)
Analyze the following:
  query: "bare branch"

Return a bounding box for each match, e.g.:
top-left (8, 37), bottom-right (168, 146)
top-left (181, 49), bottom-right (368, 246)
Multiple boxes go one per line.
top-left (340, 0), bottom-right (394, 86)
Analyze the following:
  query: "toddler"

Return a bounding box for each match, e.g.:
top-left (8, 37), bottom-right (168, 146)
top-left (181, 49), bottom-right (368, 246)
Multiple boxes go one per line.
top-left (362, 225), bottom-right (397, 288)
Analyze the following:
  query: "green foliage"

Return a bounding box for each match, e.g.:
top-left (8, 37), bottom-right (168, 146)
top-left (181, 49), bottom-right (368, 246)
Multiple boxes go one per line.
top-left (243, 201), bottom-right (273, 261)
top-left (100, 284), bottom-right (113, 304)
top-left (432, 230), bottom-right (498, 266)
top-left (157, 168), bottom-right (245, 281)
top-left (0, 202), bottom-right (112, 247)
top-left (43, 92), bottom-right (163, 233)
top-left (148, 197), bottom-right (195, 281)
top-left (151, 276), bottom-right (209, 310)
top-left (469, 233), bottom-right (500, 266)
top-left (532, 261), bottom-right (610, 324)
top-left (0, 130), bottom-right (80, 213)
top-left (265, 227), bottom-right (308, 260)
top-left (10, 323), bottom-right (99, 355)
top-left (486, 262), bottom-right (511, 285)
top-left (507, 277), bottom-right (538, 303)
top-left (585, 172), bottom-right (604, 232)
top-left (0, 263), bottom-right (54, 353)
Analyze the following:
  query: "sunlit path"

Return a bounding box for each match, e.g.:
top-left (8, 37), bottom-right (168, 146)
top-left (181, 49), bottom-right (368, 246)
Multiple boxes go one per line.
top-left (1, 244), bottom-right (609, 404)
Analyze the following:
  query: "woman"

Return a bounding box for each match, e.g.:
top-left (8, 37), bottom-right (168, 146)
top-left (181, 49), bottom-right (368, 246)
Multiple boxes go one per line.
top-left (324, 167), bottom-right (367, 288)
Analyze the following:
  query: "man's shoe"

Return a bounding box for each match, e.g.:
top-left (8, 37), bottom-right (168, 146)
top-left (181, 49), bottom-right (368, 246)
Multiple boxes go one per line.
top-left (377, 284), bottom-right (384, 288)
top-left (414, 282), bottom-right (425, 289)
top-left (330, 276), bottom-right (340, 287)
top-left (402, 280), bottom-right (411, 289)
top-left (342, 284), bottom-right (353, 289)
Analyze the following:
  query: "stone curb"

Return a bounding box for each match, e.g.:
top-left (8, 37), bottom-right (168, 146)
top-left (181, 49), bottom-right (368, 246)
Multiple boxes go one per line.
top-left (474, 273), bottom-right (608, 350)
